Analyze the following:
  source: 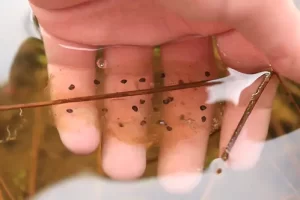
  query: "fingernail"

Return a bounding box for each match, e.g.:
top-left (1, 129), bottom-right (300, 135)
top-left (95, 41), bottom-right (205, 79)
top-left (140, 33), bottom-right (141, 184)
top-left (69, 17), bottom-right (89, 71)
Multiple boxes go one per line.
top-left (159, 172), bottom-right (202, 194)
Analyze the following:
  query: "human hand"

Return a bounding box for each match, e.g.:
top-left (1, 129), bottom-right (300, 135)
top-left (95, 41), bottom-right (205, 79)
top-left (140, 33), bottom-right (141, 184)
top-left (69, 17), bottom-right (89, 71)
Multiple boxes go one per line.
top-left (29, 0), bottom-right (300, 192)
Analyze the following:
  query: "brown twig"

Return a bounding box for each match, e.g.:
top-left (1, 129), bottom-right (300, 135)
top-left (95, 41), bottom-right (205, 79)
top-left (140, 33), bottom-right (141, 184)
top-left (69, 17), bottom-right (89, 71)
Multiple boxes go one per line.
top-left (221, 71), bottom-right (273, 161)
top-left (28, 107), bottom-right (43, 196)
top-left (0, 189), bottom-right (3, 200)
top-left (0, 80), bottom-right (220, 111)
top-left (0, 177), bottom-right (15, 200)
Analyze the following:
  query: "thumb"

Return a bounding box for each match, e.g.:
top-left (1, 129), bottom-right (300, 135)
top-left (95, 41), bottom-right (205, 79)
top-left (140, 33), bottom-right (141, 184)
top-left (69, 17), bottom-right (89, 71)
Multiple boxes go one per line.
top-left (229, 0), bottom-right (300, 82)
top-left (159, 0), bottom-right (300, 83)
top-left (28, 0), bottom-right (95, 9)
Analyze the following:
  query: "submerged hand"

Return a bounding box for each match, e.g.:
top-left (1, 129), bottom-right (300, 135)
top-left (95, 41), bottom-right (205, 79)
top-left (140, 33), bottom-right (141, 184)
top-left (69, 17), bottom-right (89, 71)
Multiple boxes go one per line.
top-left (29, 0), bottom-right (300, 192)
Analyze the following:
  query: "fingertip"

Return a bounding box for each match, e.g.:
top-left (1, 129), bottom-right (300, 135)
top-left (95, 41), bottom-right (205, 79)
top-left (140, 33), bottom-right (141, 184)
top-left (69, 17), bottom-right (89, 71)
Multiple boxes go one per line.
top-left (220, 108), bottom-right (272, 171)
top-left (103, 160), bottom-right (146, 180)
top-left (225, 139), bottom-right (265, 171)
top-left (158, 172), bottom-right (202, 194)
top-left (60, 125), bottom-right (100, 154)
top-left (102, 137), bottom-right (146, 180)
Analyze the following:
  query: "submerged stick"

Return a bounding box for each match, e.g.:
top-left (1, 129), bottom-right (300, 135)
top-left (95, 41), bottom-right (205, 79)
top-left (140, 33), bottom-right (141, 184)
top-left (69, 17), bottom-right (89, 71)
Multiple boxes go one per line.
top-left (0, 189), bottom-right (3, 200)
top-left (221, 71), bottom-right (273, 161)
top-left (0, 177), bottom-right (15, 200)
top-left (28, 107), bottom-right (43, 196)
top-left (0, 80), bottom-right (220, 111)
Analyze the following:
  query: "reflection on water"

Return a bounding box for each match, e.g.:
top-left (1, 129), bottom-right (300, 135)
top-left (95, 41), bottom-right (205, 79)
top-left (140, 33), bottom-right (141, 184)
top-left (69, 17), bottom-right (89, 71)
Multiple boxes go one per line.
top-left (29, 129), bottom-right (300, 200)
top-left (30, 129), bottom-right (300, 200)
top-left (0, 2), bottom-right (300, 200)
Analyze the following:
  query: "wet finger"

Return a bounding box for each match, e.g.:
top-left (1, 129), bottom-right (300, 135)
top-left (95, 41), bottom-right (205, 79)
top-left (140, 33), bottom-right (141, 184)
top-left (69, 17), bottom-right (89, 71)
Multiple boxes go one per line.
top-left (41, 29), bottom-right (100, 154)
top-left (101, 46), bottom-right (153, 180)
top-left (219, 76), bottom-right (278, 170)
top-left (158, 37), bottom-right (218, 193)
top-left (160, 0), bottom-right (300, 83)
top-left (29, 0), bottom-right (94, 10)
top-left (215, 29), bottom-right (279, 169)
top-left (228, 0), bottom-right (300, 83)
top-left (216, 30), bottom-right (269, 73)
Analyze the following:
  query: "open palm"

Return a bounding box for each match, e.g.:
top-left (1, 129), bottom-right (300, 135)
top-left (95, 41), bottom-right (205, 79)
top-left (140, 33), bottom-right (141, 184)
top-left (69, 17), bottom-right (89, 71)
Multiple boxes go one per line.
top-left (29, 0), bottom-right (300, 192)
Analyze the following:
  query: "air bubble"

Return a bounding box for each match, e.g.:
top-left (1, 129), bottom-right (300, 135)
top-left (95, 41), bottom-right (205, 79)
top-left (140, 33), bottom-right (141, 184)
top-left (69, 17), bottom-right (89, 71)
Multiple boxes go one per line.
top-left (96, 58), bottom-right (107, 69)
top-left (157, 120), bottom-right (167, 126)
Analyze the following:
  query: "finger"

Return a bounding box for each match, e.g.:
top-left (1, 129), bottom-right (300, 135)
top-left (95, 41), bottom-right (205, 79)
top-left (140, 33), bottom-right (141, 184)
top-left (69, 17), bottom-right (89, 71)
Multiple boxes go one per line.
top-left (219, 75), bottom-right (278, 170)
top-left (224, 0), bottom-right (300, 82)
top-left (160, 0), bottom-right (300, 82)
top-left (41, 29), bottom-right (100, 154)
top-left (158, 37), bottom-right (218, 193)
top-left (216, 30), bottom-right (269, 73)
top-left (29, 0), bottom-right (94, 10)
top-left (231, 0), bottom-right (300, 82)
top-left (215, 30), bottom-right (279, 169)
top-left (101, 46), bottom-right (153, 180)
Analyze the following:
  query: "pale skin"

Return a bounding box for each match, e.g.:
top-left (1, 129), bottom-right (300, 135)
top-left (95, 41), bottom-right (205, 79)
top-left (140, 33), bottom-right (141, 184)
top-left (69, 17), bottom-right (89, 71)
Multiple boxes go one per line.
top-left (29, 0), bottom-right (300, 192)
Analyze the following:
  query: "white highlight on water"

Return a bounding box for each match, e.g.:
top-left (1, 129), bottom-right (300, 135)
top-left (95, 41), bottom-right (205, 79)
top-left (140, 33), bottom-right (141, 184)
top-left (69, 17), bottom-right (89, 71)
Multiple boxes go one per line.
top-left (205, 68), bottom-right (268, 105)
top-left (58, 44), bottom-right (101, 51)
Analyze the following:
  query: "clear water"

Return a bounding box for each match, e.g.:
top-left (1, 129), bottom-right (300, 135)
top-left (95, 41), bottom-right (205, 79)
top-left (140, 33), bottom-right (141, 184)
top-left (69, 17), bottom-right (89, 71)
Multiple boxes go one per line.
top-left (0, 1), bottom-right (300, 200)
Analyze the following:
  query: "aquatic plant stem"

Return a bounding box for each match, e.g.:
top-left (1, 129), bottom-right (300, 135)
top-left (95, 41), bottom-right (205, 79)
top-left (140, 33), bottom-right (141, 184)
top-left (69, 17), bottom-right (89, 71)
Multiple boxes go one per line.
top-left (0, 80), bottom-right (220, 111)
top-left (28, 107), bottom-right (43, 196)
top-left (221, 71), bottom-right (273, 161)
top-left (0, 189), bottom-right (3, 200)
top-left (0, 177), bottom-right (15, 200)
